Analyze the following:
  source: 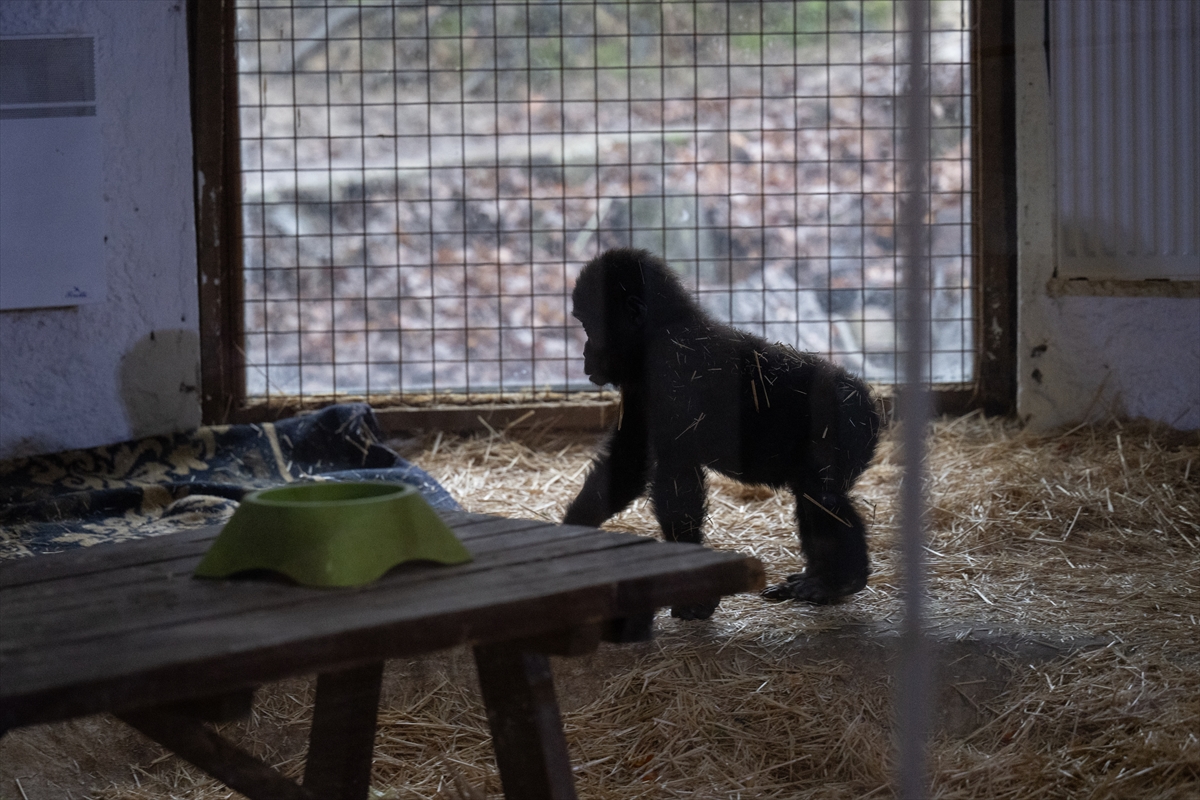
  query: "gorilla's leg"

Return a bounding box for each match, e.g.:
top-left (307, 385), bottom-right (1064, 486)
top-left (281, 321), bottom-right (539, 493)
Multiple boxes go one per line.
top-left (650, 464), bottom-right (720, 620)
top-left (762, 488), bottom-right (869, 604)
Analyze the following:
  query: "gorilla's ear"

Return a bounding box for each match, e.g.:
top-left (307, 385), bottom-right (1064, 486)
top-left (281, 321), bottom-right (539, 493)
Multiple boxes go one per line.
top-left (626, 295), bottom-right (647, 325)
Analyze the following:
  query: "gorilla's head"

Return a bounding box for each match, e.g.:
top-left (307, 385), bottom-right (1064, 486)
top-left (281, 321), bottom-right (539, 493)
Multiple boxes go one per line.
top-left (571, 248), bottom-right (694, 387)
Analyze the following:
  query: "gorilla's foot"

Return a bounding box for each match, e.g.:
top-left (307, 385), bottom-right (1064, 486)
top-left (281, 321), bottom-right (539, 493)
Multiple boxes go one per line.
top-left (761, 571), bottom-right (867, 605)
top-left (670, 598), bottom-right (720, 620)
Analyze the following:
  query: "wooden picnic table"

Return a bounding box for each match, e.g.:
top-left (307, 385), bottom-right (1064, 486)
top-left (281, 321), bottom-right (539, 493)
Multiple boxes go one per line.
top-left (0, 510), bottom-right (764, 800)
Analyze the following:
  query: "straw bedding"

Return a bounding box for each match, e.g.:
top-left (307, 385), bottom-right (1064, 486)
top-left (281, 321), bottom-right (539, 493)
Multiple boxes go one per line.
top-left (3, 414), bottom-right (1197, 799)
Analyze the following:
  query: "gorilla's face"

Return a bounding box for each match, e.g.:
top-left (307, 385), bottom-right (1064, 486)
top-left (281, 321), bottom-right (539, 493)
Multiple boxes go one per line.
top-left (572, 308), bottom-right (613, 386)
top-left (572, 292), bottom-right (648, 388)
top-left (571, 251), bottom-right (651, 389)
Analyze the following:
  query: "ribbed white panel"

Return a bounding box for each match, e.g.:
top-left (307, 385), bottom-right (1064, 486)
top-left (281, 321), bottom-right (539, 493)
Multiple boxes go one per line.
top-left (1052, 0), bottom-right (1198, 280)
top-left (0, 35), bottom-right (104, 310)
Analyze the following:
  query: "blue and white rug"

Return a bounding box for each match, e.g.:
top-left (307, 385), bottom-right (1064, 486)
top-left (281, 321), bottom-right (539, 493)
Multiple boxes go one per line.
top-left (0, 403), bottom-right (458, 560)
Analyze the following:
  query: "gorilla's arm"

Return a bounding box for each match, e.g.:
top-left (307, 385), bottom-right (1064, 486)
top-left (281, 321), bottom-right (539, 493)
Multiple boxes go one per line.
top-left (563, 390), bottom-right (649, 526)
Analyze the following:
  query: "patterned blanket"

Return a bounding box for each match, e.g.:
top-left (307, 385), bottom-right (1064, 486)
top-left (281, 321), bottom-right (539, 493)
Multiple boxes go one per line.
top-left (0, 404), bottom-right (458, 560)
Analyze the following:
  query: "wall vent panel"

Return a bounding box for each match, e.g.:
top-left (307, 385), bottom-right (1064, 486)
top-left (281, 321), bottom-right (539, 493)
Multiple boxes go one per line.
top-left (1051, 0), bottom-right (1198, 280)
top-left (0, 34), bottom-right (104, 310)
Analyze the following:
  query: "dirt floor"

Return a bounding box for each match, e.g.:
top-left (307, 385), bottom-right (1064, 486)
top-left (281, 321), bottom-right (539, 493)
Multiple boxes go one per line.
top-left (2, 414), bottom-right (1197, 799)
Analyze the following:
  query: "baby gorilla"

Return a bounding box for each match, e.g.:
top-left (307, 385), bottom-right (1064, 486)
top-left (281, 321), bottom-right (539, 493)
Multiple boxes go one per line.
top-left (564, 248), bottom-right (881, 619)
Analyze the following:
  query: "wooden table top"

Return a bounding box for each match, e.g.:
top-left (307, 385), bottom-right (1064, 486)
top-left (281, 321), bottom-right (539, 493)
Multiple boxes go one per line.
top-left (0, 511), bottom-right (764, 732)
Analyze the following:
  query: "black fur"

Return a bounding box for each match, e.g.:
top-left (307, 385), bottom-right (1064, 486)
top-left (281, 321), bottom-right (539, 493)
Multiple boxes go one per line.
top-left (563, 248), bottom-right (881, 619)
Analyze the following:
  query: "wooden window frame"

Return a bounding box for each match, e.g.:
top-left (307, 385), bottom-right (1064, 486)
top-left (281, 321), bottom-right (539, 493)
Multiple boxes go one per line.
top-left (189, 0), bottom-right (1017, 431)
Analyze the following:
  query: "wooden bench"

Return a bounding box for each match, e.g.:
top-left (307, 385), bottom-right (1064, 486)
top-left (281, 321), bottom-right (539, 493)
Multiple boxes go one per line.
top-left (0, 510), bottom-right (764, 799)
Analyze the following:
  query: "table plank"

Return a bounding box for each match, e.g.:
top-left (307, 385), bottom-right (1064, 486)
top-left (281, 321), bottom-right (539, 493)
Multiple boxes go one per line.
top-left (1, 516), bottom-right (764, 731)
top-left (0, 516), bottom-right (596, 627)
top-left (0, 525), bottom-right (223, 588)
top-left (0, 512), bottom-right (509, 606)
top-left (0, 511), bottom-right (487, 589)
top-left (0, 522), bottom-right (654, 644)
top-left (5, 543), bottom-right (753, 694)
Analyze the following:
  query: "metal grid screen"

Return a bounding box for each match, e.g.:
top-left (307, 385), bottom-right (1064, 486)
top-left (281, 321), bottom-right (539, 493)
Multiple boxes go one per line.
top-left (236, 0), bottom-right (973, 403)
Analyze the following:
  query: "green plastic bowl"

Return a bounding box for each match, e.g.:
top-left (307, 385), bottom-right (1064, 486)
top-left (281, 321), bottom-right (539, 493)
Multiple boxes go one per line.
top-left (194, 481), bottom-right (471, 587)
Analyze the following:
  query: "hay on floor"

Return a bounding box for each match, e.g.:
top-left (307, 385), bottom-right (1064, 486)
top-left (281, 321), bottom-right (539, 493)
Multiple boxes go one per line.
top-left (3, 415), bottom-right (1197, 799)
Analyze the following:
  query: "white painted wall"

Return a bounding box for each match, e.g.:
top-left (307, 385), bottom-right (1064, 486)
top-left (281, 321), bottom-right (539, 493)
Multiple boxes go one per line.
top-left (0, 1), bottom-right (200, 459)
top-left (1016, 0), bottom-right (1200, 432)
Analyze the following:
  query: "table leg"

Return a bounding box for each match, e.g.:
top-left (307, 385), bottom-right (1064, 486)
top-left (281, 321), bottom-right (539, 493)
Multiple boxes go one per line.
top-left (118, 708), bottom-right (314, 800)
top-left (303, 661), bottom-right (385, 800)
top-left (473, 643), bottom-right (578, 800)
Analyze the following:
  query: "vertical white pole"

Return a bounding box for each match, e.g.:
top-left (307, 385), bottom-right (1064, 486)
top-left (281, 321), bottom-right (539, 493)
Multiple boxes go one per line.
top-left (897, 0), bottom-right (931, 798)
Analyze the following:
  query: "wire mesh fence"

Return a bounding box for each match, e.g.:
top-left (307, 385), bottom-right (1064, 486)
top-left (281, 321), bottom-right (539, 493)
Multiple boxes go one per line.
top-left (236, 0), bottom-right (972, 403)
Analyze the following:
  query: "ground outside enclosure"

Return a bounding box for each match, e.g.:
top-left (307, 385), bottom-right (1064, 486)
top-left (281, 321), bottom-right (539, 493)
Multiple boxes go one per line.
top-left (1, 415), bottom-right (1197, 800)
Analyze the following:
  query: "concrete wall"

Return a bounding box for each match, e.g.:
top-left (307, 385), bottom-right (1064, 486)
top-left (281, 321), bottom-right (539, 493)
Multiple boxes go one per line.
top-left (0, 1), bottom-right (200, 459)
top-left (1015, 0), bottom-right (1199, 432)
